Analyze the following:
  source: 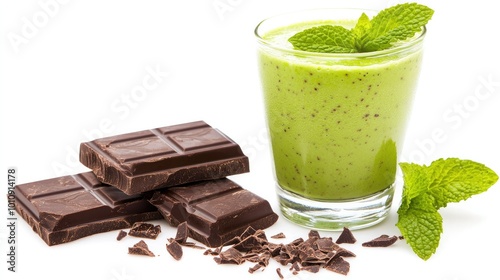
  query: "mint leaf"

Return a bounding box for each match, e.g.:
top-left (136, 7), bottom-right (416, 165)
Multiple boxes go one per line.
top-left (397, 194), bottom-right (442, 260)
top-left (397, 158), bottom-right (498, 260)
top-left (288, 25), bottom-right (357, 53)
top-left (399, 162), bottom-right (430, 213)
top-left (427, 158), bottom-right (499, 209)
top-left (288, 3), bottom-right (434, 53)
top-left (360, 3), bottom-right (434, 52)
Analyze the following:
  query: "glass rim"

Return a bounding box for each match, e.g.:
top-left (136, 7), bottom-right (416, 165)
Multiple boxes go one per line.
top-left (254, 8), bottom-right (427, 59)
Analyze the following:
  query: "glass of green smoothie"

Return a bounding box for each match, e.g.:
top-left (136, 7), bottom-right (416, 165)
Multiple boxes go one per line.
top-left (255, 6), bottom-right (431, 230)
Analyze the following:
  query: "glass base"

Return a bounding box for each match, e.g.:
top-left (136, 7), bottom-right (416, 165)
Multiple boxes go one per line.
top-left (277, 184), bottom-right (395, 231)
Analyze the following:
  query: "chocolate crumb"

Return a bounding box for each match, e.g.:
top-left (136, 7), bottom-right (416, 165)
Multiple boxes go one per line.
top-left (362, 235), bottom-right (399, 247)
top-left (128, 240), bottom-right (155, 257)
top-left (276, 267), bottom-right (284, 279)
top-left (167, 240), bottom-right (183, 260)
top-left (335, 227), bottom-right (357, 244)
top-left (128, 222), bottom-right (161, 239)
top-left (116, 230), bottom-right (127, 241)
top-left (271, 232), bottom-right (286, 239)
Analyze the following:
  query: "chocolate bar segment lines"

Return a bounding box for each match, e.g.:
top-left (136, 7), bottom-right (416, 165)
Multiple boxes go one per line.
top-left (80, 121), bottom-right (250, 194)
top-left (14, 172), bottom-right (161, 246)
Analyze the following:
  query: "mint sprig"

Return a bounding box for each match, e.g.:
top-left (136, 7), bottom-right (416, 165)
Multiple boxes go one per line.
top-left (288, 3), bottom-right (434, 53)
top-left (397, 158), bottom-right (498, 260)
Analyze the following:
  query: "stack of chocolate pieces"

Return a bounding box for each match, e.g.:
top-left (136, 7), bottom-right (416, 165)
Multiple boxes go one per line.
top-left (15, 121), bottom-right (278, 246)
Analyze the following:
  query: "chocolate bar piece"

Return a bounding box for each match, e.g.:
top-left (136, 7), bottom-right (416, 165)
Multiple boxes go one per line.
top-left (80, 121), bottom-right (249, 195)
top-left (14, 172), bottom-right (161, 246)
top-left (149, 178), bottom-right (278, 247)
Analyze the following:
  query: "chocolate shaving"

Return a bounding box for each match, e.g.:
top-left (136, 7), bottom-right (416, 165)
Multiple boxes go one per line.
top-left (290, 261), bottom-right (301, 272)
top-left (325, 256), bottom-right (350, 275)
top-left (214, 247), bottom-right (245, 265)
top-left (271, 232), bottom-right (286, 239)
top-left (116, 230), bottom-right (127, 241)
top-left (128, 222), bottom-right (161, 239)
top-left (308, 230), bottom-right (321, 239)
top-left (301, 264), bottom-right (321, 273)
top-left (335, 227), bottom-right (357, 244)
top-left (276, 267), bottom-right (284, 279)
top-left (128, 240), bottom-right (155, 257)
top-left (209, 228), bottom-right (355, 276)
top-left (174, 222), bottom-right (189, 244)
top-left (248, 263), bottom-right (263, 274)
top-left (167, 240), bottom-right (183, 260)
top-left (362, 235), bottom-right (399, 247)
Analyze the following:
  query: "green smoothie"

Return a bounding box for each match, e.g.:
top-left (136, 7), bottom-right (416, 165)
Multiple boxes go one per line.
top-left (258, 20), bottom-right (424, 200)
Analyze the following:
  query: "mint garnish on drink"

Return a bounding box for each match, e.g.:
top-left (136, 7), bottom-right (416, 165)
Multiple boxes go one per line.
top-left (397, 158), bottom-right (498, 260)
top-left (288, 3), bottom-right (434, 53)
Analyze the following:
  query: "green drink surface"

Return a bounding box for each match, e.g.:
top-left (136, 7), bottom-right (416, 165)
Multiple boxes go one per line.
top-left (259, 20), bottom-right (423, 200)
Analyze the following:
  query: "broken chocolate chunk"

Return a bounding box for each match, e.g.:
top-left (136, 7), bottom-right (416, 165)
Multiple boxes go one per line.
top-left (167, 240), bottom-right (183, 260)
top-left (362, 234), bottom-right (399, 247)
top-left (128, 222), bottom-right (161, 239)
top-left (335, 227), bottom-right (357, 244)
top-left (116, 230), bottom-right (127, 241)
top-left (149, 178), bottom-right (278, 247)
top-left (128, 240), bottom-right (155, 257)
top-left (14, 172), bottom-right (161, 246)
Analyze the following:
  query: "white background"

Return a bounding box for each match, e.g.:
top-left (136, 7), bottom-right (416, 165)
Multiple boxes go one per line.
top-left (1, 0), bottom-right (499, 279)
